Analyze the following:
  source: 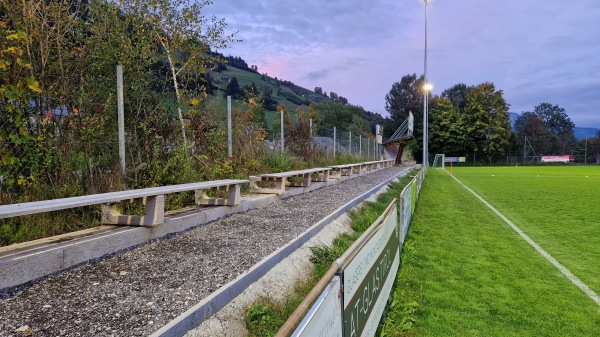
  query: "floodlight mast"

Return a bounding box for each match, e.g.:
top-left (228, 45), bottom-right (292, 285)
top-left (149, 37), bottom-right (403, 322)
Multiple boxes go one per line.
top-left (422, 0), bottom-right (429, 166)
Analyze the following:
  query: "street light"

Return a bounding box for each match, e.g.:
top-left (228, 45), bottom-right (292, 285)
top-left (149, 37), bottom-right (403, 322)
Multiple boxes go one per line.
top-left (423, 82), bottom-right (432, 166)
top-left (422, 0), bottom-right (430, 166)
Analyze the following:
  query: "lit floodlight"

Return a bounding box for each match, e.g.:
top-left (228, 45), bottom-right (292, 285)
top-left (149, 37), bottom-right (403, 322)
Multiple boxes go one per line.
top-left (423, 83), bottom-right (433, 91)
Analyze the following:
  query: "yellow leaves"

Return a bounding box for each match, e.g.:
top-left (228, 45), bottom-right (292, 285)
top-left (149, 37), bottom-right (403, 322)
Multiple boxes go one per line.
top-left (6, 31), bottom-right (27, 42)
top-left (26, 76), bottom-right (42, 93)
top-left (17, 177), bottom-right (29, 186)
top-left (189, 98), bottom-right (200, 106)
top-left (4, 46), bottom-right (23, 56)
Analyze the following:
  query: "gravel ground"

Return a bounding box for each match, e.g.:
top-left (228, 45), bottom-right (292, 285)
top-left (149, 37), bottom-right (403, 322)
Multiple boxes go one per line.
top-left (0, 167), bottom-right (408, 337)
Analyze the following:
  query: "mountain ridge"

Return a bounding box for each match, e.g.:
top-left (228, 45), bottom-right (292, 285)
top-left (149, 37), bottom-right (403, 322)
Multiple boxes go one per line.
top-left (510, 112), bottom-right (597, 140)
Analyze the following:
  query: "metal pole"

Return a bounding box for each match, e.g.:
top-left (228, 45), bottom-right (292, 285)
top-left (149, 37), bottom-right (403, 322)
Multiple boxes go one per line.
top-left (367, 138), bottom-right (370, 158)
top-left (359, 135), bottom-right (362, 157)
top-left (333, 126), bottom-right (336, 157)
top-left (585, 138), bottom-right (588, 164)
top-left (280, 110), bottom-right (284, 152)
top-left (423, 0), bottom-right (429, 167)
top-left (523, 136), bottom-right (527, 164)
top-left (116, 65), bottom-right (126, 174)
top-left (227, 96), bottom-right (232, 157)
top-left (309, 118), bottom-right (313, 137)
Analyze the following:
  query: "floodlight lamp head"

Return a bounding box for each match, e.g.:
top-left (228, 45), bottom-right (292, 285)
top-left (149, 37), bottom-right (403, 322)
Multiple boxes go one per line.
top-left (423, 83), bottom-right (433, 91)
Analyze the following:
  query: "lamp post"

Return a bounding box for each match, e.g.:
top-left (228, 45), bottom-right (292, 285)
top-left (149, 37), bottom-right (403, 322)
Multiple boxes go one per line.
top-left (423, 83), bottom-right (432, 165)
top-left (422, 0), bottom-right (430, 166)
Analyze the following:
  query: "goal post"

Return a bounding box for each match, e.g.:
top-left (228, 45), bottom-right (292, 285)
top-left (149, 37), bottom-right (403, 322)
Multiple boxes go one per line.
top-left (433, 154), bottom-right (445, 169)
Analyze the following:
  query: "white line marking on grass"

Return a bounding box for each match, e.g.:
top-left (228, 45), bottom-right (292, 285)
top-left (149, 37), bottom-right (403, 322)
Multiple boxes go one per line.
top-left (447, 172), bottom-right (600, 307)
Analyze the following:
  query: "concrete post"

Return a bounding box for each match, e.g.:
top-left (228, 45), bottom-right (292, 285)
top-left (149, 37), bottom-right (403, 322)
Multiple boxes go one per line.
top-left (117, 65), bottom-right (125, 174)
top-left (227, 96), bottom-right (232, 158)
top-left (349, 131), bottom-right (352, 156)
top-left (333, 126), bottom-right (336, 158)
top-left (280, 110), bottom-right (284, 152)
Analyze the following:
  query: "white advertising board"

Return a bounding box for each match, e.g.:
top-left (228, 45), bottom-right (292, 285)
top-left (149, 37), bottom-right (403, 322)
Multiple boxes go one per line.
top-left (291, 276), bottom-right (342, 337)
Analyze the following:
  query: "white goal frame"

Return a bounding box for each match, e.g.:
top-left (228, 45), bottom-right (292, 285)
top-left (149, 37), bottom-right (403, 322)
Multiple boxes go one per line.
top-left (433, 154), bottom-right (445, 169)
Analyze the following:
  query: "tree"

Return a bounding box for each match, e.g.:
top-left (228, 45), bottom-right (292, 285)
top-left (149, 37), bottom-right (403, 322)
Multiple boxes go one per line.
top-left (464, 82), bottom-right (511, 158)
top-left (514, 112), bottom-right (552, 156)
top-left (531, 103), bottom-right (576, 155)
top-left (441, 83), bottom-right (472, 113)
top-left (315, 102), bottom-right (370, 136)
top-left (117, 0), bottom-right (238, 148)
top-left (429, 96), bottom-right (468, 155)
top-left (314, 87), bottom-right (323, 94)
top-left (533, 103), bottom-right (574, 134)
top-left (517, 103), bottom-right (577, 155)
top-left (224, 77), bottom-right (242, 98)
top-left (384, 74), bottom-right (424, 160)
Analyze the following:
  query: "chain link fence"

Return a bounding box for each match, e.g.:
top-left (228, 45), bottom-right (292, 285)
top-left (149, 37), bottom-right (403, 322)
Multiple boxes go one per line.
top-left (264, 125), bottom-right (383, 160)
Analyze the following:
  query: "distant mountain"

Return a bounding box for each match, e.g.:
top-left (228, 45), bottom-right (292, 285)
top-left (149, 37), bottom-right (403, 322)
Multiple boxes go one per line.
top-left (509, 112), bottom-right (598, 141)
top-left (509, 112), bottom-right (520, 128)
top-left (574, 127), bottom-right (599, 140)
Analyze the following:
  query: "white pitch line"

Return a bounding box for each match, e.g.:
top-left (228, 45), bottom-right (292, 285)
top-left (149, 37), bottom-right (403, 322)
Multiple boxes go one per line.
top-left (447, 171), bottom-right (600, 308)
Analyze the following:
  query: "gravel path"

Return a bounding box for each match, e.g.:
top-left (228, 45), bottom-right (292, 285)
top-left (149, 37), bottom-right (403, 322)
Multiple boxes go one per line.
top-left (0, 167), bottom-right (408, 337)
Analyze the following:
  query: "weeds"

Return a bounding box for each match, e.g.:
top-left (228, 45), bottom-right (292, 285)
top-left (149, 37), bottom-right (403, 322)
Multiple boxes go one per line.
top-left (244, 170), bottom-right (415, 336)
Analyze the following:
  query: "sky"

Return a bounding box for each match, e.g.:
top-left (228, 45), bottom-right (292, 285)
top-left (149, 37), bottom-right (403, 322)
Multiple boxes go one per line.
top-left (204, 0), bottom-right (600, 128)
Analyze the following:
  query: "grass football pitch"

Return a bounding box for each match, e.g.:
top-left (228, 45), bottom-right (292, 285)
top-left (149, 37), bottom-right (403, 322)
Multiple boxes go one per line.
top-left (381, 166), bottom-right (600, 336)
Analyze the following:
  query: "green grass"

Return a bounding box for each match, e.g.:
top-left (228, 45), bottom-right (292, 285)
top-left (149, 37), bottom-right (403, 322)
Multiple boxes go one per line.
top-left (380, 169), bottom-right (600, 336)
top-left (450, 166), bottom-right (600, 295)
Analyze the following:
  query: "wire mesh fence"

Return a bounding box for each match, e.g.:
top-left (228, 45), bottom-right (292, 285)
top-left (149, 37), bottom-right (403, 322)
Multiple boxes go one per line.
top-left (1, 106), bottom-right (385, 206)
top-left (264, 125), bottom-right (383, 160)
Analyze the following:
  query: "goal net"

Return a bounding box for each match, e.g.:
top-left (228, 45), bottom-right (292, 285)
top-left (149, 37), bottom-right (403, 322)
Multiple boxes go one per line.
top-left (432, 154), bottom-right (445, 169)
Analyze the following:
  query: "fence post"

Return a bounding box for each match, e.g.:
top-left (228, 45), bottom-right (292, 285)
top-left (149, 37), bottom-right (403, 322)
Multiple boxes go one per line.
top-left (349, 131), bottom-right (352, 156)
top-left (116, 65), bottom-right (126, 174)
top-left (333, 126), bottom-right (336, 158)
top-left (359, 135), bottom-right (362, 157)
top-left (374, 134), bottom-right (377, 159)
top-left (367, 138), bottom-right (370, 158)
top-left (309, 118), bottom-right (313, 138)
top-left (227, 96), bottom-right (232, 158)
top-left (280, 110), bottom-right (284, 152)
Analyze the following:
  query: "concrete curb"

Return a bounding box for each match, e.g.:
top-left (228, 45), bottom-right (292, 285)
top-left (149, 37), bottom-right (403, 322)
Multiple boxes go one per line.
top-left (150, 168), bottom-right (410, 337)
